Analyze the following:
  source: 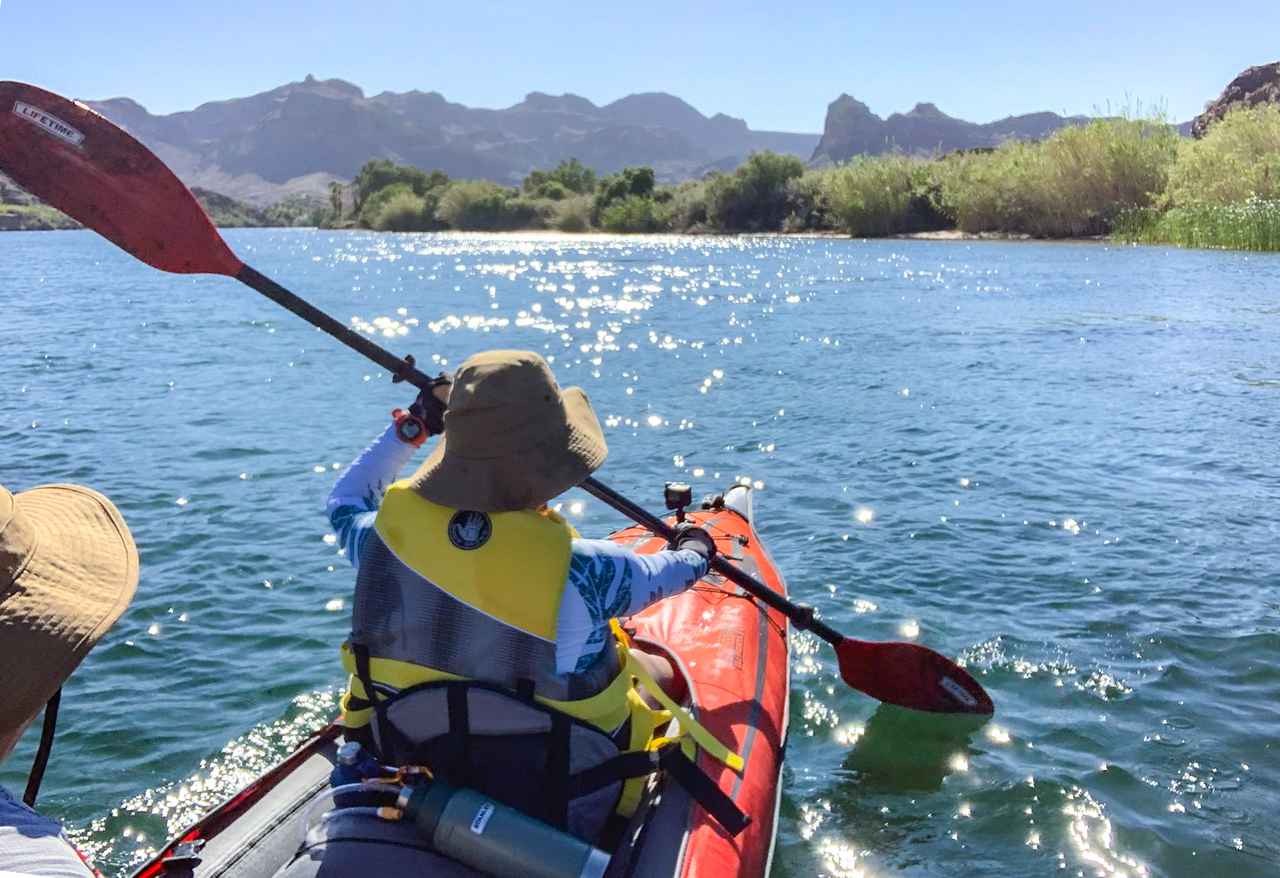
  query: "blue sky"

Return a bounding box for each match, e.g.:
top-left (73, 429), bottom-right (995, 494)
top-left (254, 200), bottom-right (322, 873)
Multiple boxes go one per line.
top-left (2, 1), bottom-right (1276, 131)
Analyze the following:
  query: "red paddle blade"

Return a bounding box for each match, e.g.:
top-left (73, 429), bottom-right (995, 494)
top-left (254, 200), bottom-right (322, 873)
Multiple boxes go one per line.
top-left (0, 81), bottom-right (242, 276)
top-left (837, 638), bottom-right (994, 716)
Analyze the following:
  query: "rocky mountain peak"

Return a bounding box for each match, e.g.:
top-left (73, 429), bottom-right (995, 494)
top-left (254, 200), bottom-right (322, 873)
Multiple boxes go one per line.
top-left (1192, 61), bottom-right (1280, 138)
top-left (907, 102), bottom-right (949, 118)
top-left (813, 94), bottom-right (1085, 163)
top-left (514, 92), bottom-right (598, 115)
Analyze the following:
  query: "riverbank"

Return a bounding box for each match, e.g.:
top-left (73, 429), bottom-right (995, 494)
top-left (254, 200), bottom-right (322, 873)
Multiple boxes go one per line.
top-left (5, 103), bottom-right (1280, 251)
top-left (0, 173), bottom-right (325, 232)
top-left (0, 203), bottom-right (80, 231)
top-left (326, 108), bottom-right (1280, 251)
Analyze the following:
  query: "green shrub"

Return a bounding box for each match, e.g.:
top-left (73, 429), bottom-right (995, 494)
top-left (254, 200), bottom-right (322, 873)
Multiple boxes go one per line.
top-left (1167, 105), bottom-right (1280, 206)
top-left (359, 183), bottom-right (412, 226)
top-left (599, 195), bottom-right (662, 233)
top-left (655, 180), bottom-right (711, 232)
top-left (782, 170), bottom-right (834, 232)
top-left (524, 159), bottom-right (596, 197)
top-left (594, 167), bottom-right (657, 222)
top-left (553, 195), bottom-right (593, 232)
top-left (370, 190), bottom-right (430, 231)
top-left (531, 179), bottom-right (571, 201)
top-left (706, 151), bottom-right (806, 231)
top-left (353, 159), bottom-right (449, 212)
top-left (436, 181), bottom-right (518, 230)
top-left (505, 196), bottom-right (552, 229)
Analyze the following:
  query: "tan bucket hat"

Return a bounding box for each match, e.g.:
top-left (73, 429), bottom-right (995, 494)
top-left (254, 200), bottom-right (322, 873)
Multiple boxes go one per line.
top-left (1, 483), bottom-right (139, 736)
top-left (408, 350), bottom-right (608, 512)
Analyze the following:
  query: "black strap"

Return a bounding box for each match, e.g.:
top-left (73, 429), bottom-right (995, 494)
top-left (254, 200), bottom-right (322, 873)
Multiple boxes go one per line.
top-left (515, 678), bottom-right (536, 702)
top-left (660, 748), bottom-right (751, 837)
top-left (544, 713), bottom-right (572, 829)
top-left (447, 685), bottom-right (471, 787)
top-left (23, 689), bottom-right (60, 807)
top-left (351, 642), bottom-right (378, 707)
top-left (564, 742), bottom-right (751, 837)
top-left (567, 749), bottom-right (660, 797)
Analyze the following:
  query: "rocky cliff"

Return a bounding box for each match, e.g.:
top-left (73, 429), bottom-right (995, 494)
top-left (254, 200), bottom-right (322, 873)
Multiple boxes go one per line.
top-left (811, 94), bottom-right (1089, 163)
top-left (1191, 62), bottom-right (1280, 138)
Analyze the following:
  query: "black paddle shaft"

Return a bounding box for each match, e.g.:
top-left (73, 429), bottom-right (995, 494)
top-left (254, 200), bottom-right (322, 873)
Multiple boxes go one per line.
top-left (237, 264), bottom-right (437, 386)
top-left (579, 477), bottom-right (844, 644)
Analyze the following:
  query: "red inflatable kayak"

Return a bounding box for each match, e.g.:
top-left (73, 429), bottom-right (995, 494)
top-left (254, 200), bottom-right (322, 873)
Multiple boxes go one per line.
top-left (132, 483), bottom-right (790, 878)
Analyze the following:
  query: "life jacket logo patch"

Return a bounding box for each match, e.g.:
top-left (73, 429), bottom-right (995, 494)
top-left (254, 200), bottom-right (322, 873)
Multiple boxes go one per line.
top-left (448, 510), bottom-right (492, 550)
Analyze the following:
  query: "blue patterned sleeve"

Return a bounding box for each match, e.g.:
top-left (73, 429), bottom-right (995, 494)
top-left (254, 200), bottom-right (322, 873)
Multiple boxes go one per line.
top-left (327, 423), bottom-right (420, 568)
top-left (553, 539), bottom-right (708, 674)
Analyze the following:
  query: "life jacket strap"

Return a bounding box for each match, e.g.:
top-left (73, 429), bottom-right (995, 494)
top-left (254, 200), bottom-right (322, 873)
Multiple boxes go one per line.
top-left (659, 746), bottom-right (751, 836)
top-left (351, 642), bottom-right (378, 706)
top-left (545, 712), bottom-right (572, 828)
top-left (446, 684), bottom-right (471, 788)
top-left (622, 646), bottom-right (745, 773)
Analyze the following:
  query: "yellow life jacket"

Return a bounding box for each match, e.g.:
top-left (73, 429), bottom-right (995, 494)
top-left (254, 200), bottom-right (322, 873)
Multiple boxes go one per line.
top-left (339, 482), bottom-right (742, 817)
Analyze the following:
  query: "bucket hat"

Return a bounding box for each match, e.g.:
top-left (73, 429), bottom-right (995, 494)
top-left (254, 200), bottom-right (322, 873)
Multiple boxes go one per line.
top-left (408, 350), bottom-right (608, 512)
top-left (1, 483), bottom-right (138, 735)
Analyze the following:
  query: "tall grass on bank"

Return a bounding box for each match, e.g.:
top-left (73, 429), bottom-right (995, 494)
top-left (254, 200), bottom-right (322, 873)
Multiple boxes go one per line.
top-left (1110, 106), bottom-right (1280, 251)
top-left (820, 156), bottom-right (944, 236)
top-left (1166, 105), bottom-right (1280, 207)
top-left (1115, 198), bottom-right (1280, 251)
top-left (932, 118), bottom-right (1178, 237)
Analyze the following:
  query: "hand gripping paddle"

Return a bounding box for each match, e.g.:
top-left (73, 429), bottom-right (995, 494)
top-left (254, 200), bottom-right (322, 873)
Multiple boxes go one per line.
top-left (0, 81), bottom-right (993, 716)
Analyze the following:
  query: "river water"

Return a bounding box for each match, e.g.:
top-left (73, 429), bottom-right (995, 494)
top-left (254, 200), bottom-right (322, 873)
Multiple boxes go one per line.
top-left (2, 230), bottom-right (1278, 877)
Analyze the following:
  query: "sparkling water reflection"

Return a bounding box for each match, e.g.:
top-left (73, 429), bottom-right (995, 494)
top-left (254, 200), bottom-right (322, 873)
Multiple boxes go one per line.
top-left (1, 230), bottom-right (1278, 876)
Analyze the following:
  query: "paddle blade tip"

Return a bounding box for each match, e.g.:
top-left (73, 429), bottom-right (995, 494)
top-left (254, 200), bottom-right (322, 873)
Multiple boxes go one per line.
top-left (837, 638), bottom-right (994, 716)
top-left (0, 81), bottom-right (242, 277)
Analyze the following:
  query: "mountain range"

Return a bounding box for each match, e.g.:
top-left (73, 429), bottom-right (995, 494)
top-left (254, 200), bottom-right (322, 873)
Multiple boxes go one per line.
top-left (71, 76), bottom-right (1108, 206)
top-left (810, 96), bottom-right (1092, 164)
top-left (85, 76), bottom-right (818, 205)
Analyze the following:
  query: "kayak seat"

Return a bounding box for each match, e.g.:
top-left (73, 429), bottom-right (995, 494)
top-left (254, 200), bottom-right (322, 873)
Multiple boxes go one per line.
top-left (272, 809), bottom-right (481, 878)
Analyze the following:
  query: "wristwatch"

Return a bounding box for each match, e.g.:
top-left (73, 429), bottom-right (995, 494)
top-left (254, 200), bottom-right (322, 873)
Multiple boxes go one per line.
top-left (392, 408), bottom-right (429, 447)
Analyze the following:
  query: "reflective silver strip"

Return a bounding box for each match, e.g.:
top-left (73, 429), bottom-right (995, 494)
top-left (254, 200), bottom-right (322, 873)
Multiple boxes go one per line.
top-left (352, 534), bottom-right (620, 701)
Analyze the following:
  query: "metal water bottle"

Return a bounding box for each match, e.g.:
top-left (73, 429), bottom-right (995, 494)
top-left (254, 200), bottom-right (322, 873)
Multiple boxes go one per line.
top-left (398, 782), bottom-right (610, 878)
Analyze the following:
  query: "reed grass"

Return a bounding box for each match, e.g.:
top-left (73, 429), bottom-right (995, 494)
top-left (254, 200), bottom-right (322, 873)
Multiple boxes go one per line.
top-left (819, 156), bottom-right (943, 236)
top-left (931, 118), bottom-right (1178, 237)
top-left (1114, 198), bottom-right (1280, 251)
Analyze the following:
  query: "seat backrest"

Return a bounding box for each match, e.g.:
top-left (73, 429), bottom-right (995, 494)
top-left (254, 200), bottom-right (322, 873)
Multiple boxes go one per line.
top-left (371, 682), bottom-right (625, 842)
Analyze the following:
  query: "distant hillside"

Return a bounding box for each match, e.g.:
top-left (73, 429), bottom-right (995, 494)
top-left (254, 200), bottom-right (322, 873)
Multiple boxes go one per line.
top-left (0, 171), bottom-right (320, 229)
top-left (85, 76), bottom-right (821, 205)
top-left (811, 95), bottom-right (1093, 164)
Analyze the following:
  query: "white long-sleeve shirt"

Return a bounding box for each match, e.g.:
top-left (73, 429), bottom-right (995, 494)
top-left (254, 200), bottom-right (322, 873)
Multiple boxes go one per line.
top-left (0, 785), bottom-right (95, 877)
top-left (328, 424), bottom-right (707, 673)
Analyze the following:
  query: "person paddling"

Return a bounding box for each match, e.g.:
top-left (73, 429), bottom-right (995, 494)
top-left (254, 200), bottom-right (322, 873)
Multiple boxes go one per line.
top-left (0, 483), bottom-right (139, 876)
top-left (325, 349), bottom-right (744, 839)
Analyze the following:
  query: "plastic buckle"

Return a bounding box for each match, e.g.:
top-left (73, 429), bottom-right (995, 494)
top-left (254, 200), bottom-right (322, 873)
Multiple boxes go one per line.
top-left (391, 353), bottom-right (417, 384)
top-left (161, 839), bottom-right (205, 871)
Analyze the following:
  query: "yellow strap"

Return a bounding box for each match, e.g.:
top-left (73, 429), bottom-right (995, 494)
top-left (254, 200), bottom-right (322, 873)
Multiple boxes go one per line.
top-left (624, 648), bottom-right (745, 773)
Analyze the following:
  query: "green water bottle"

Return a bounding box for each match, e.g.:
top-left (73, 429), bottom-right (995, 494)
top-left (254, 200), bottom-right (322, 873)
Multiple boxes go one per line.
top-left (397, 782), bottom-right (610, 878)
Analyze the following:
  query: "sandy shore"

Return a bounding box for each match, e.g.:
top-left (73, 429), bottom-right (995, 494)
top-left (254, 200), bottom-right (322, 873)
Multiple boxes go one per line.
top-left (894, 229), bottom-right (1107, 243)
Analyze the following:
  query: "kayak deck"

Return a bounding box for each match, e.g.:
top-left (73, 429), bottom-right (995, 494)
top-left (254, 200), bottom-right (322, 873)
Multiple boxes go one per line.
top-left (132, 485), bottom-right (790, 878)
